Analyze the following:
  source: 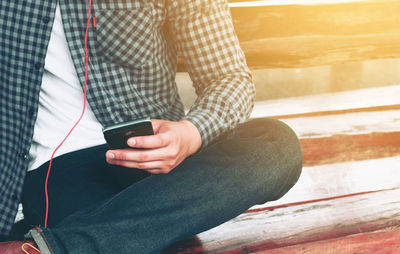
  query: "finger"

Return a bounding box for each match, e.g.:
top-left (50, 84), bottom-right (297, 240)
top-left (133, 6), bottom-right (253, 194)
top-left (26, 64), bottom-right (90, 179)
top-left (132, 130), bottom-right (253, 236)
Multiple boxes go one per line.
top-left (106, 158), bottom-right (164, 170)
top-left (127, 133), bottom-right (170, 149)
top-left (106, 147), bottom-right (170, 162)
top-left (145, 168), bottom-right (169, 174)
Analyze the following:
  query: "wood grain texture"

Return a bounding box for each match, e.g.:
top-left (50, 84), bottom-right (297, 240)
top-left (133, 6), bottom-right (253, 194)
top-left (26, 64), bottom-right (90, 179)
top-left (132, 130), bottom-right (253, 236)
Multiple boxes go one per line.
top-left (301, 132), bottom-right (400, 166)
top-left (251, 156), bottom-right (400, 210)
top-left (281, 110), bottom-right (400, 139)
top-left (162, 120), bottom-right (400, 253)
top-left (251, 85), bottom-right (400, 118)
top-left (238, 33), bottom-right (400, 69)
top-left (177, 0), bottom-right (400, 70)
top-left (228, 0), bottom-right (370, 6)
top-left (162, 188), bottom-right (400, 253)
top-left (259, 227), bottom-right (400, 254)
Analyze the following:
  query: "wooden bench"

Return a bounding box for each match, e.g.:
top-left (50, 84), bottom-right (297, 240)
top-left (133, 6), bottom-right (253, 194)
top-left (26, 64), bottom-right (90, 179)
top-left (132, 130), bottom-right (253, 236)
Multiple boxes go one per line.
top-left (165, 0), bottom-right (400, 252)
top-left (162, 85), bottom-right (400, 253)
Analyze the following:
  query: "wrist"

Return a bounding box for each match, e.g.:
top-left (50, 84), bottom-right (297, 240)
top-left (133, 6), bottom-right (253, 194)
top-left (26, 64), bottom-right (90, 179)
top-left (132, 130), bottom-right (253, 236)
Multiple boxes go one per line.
top-left (180, 120), bottom-right (202, 155)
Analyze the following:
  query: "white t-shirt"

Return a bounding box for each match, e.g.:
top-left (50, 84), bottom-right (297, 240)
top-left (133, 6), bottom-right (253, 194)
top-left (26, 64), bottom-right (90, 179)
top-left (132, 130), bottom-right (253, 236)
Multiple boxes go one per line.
top-left (28, 2), bottom-right (106, 171)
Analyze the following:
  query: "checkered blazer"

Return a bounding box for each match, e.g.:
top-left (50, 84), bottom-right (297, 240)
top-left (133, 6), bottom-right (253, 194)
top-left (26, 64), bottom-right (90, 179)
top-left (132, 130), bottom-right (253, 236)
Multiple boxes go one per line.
top-left (0, 0), bottom-right (255, 236)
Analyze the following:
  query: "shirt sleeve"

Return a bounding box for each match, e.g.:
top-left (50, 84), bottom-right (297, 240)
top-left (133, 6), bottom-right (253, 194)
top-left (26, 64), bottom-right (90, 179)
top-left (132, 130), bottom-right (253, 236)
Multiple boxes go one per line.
top-left (166, 0), bottom-right (256, 149)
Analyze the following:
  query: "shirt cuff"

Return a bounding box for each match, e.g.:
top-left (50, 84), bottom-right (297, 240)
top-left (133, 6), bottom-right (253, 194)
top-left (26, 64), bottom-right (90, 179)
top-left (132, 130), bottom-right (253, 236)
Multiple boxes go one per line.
top-left (182, 109), bottom-right (229, 150)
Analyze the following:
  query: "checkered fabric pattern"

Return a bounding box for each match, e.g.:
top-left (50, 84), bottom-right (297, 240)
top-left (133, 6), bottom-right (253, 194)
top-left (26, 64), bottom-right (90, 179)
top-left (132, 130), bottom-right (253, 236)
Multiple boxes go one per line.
top-left (0, 0), bottom-right (255, 236)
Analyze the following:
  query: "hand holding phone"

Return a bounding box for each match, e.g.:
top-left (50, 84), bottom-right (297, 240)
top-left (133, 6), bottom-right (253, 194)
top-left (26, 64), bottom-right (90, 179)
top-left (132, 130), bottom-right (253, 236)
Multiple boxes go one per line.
top-left (102, 117), bottom-right (154, 150)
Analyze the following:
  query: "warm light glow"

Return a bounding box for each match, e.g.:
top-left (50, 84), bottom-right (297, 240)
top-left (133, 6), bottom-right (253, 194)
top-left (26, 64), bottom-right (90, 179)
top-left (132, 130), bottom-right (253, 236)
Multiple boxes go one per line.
top-left (229, 0), bottom-right (367, 7)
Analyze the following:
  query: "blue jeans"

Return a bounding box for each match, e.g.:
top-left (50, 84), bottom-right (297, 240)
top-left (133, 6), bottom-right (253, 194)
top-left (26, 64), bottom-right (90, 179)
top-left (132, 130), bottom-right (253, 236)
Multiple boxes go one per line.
top-left (22, 118), bottom-right (302, 253)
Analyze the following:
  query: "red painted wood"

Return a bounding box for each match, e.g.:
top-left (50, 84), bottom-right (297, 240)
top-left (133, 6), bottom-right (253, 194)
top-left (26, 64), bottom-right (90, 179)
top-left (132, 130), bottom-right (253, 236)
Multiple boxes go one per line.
top-left (159, 131), bottom-right (400, 253)
top-left (301, 131), bottom-right (400, 166)
top-left (162, 87), bottom-right (400, 252)
top-left (162, 188), bottom-right (400, 253)
top-left (259, 227), bottom-right (400, 254)
top-left (160, 132), bottom-right (400, 253)
top-left (280, 109), bottom-right (400, 140)
top-left (250, 156), bottom-right (400, 210)
top-left (246, 188), bottom-right (396, 214)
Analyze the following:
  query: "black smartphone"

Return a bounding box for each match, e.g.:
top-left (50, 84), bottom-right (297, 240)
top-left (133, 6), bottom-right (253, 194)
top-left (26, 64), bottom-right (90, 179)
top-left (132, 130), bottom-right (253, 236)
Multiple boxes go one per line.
top-left (102, 117), bottom-right (154, 149)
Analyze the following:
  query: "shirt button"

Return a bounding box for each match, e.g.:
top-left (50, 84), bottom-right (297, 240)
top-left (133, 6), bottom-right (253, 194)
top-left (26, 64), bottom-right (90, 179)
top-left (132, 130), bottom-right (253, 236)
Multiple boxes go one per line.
top-left (20, 151), bottom-right (29, 160)
top-left (42, 16), bottom-right (50, 24)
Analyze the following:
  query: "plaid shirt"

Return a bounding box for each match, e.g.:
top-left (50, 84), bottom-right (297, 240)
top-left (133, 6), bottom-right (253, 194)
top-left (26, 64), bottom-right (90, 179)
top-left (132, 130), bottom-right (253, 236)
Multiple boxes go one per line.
top-left (0, 0), bottom-right (255, 236)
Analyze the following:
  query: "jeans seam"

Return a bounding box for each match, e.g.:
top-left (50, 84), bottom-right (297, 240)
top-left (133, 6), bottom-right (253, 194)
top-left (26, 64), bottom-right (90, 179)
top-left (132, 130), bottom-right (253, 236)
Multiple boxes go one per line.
top-left (37, 228), bottom-right (55, 254)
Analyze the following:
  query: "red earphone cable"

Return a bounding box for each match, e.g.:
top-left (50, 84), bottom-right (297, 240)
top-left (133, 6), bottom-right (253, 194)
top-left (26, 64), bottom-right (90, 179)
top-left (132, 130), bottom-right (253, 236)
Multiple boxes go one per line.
top-left (44, 0), bottom-right (92, 228)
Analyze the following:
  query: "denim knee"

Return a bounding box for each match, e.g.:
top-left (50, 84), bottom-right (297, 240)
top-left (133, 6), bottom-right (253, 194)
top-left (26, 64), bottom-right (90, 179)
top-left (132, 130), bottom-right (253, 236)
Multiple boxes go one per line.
top-left (240, 118), bottom-right (303, 204)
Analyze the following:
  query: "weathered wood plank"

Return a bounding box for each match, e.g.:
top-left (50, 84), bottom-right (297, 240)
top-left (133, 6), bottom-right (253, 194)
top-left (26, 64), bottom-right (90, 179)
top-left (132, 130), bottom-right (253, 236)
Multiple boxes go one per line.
top-left (238, 33), bottom-right (400, 69)
top-left (251, 156), bottom-right (400, 209)
top-left (282, 110), bottom-right (400, 139)
top-left (230, 0), bottom-right (400, 40)
top-left (177, 0), bottom-right (400, 70)
top-left (230, 1), bottom-right (400, 41)
top-left (251, 85), bottom-right (400, 118)
top-left (229, 0), bottom-right (400, 41)
top-left (230, 0), bottom-right (400, 68)
top-left (162, 188), bottom-right (400, 253)
top-left (228, 0), bottom-right (369, 6)
top-left (260, 227), bottom-right (400, 254)
top-left (301, 132), bottom-right (400, 166)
